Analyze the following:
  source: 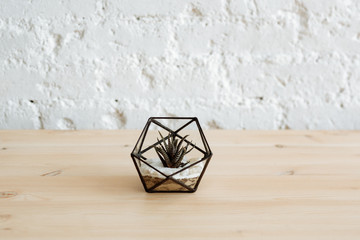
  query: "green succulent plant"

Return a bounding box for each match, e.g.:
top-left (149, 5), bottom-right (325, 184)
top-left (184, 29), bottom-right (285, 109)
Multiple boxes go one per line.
top-left (155, 131), bottom-right (195, 168)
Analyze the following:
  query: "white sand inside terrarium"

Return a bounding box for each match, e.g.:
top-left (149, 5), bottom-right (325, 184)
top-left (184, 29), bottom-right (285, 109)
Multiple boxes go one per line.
top-left (139, 158), bottom-right (204, 179)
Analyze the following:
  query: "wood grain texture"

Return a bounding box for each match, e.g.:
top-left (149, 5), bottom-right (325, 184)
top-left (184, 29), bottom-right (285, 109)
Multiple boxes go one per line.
top-left (0, 130), bottom-right (360, 240)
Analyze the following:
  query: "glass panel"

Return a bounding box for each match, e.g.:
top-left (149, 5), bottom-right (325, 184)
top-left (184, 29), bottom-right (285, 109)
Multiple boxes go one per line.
top-left (171, 158), bottom-right (206, 190)
top-left (134, 158), bottom-right (166, 190)
top-left (143, 175), bottom-right (166, 190)
top-left (138, 121), bottom-right (165, 160)
top-left (132, 121), bottom-right (149, 154)
top-left (176, 120), bottom-right (208, 158)
top-left (153, 179), bottom-right (189, 192)
top-left (149, 118), bottom-right (193, 132)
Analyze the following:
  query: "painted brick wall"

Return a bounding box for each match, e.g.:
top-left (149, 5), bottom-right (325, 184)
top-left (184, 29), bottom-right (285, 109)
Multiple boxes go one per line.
top-left (1, 0), bottom-right (360, 129)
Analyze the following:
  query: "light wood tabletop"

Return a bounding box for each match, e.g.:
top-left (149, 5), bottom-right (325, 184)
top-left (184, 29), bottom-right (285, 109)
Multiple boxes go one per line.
top-left (1, 130), bottom-right (360, 239)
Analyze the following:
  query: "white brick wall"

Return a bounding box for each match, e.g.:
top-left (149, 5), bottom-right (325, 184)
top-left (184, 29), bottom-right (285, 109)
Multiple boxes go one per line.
top-left (1, 0), bottom-right (360, 129)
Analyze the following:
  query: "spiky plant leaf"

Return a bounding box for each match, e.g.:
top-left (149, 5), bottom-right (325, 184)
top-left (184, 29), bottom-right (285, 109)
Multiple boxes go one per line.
top-left (172, 139), bottom-right (178, 157)
top-left (157, 138), bottom-right (167, 153)
top-left (185, 141), bottom-right (195, 154)
top-left (155, 132), bottom-right (196, 168)
top-left (167, 133), bottom-right (173, 157)
top-left (173, 147), bottom-right (185, 164)
top-left (176, 135), bottom-right (189, 152)
top-left (155, 146), bottom-right (171, 167)
top-left (158, 131), bottom-right (168, 151)
top-left (155, 147), bottom-right (167, 167)
top-left (174, 147), bottom-right (187, 168)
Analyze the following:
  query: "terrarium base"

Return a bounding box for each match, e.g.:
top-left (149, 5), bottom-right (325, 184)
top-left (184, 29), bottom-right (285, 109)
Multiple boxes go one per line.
top-left (143, 175), bottom-right (198, 191)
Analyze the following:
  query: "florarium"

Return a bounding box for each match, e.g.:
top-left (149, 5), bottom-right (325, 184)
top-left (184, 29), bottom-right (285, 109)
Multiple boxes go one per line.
top-left (131, 117), bottom-right (213, 193)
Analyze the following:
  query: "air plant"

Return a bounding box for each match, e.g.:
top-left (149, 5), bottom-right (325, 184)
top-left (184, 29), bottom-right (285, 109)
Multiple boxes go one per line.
top-left (155, 131), bottom-right (195, 168)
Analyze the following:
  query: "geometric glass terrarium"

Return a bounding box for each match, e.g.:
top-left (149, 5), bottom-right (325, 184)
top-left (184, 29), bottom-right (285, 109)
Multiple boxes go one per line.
top-left (131, 117), bottom-right (213, 193)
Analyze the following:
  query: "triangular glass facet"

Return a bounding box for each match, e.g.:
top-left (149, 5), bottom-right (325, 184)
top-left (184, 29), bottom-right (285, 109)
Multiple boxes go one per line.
top-left (171, 158), bottom-right (206, 190)
top-left (152, 179), bottom-right (190, 192)
top-left (133, 157), bottom-right (166, 190)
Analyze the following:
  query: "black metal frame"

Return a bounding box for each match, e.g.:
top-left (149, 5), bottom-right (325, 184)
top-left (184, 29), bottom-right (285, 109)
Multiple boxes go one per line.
top-left (130, 117), bottom-right (213, 193)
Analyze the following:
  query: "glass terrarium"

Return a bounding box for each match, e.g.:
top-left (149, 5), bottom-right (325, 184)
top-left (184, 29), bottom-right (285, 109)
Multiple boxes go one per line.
top-left (131, 117), bottom-right (213, 193)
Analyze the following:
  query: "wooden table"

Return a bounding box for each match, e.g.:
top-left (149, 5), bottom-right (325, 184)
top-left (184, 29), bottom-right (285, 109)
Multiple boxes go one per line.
top-left (1, 130), bottom-right (360, 239)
